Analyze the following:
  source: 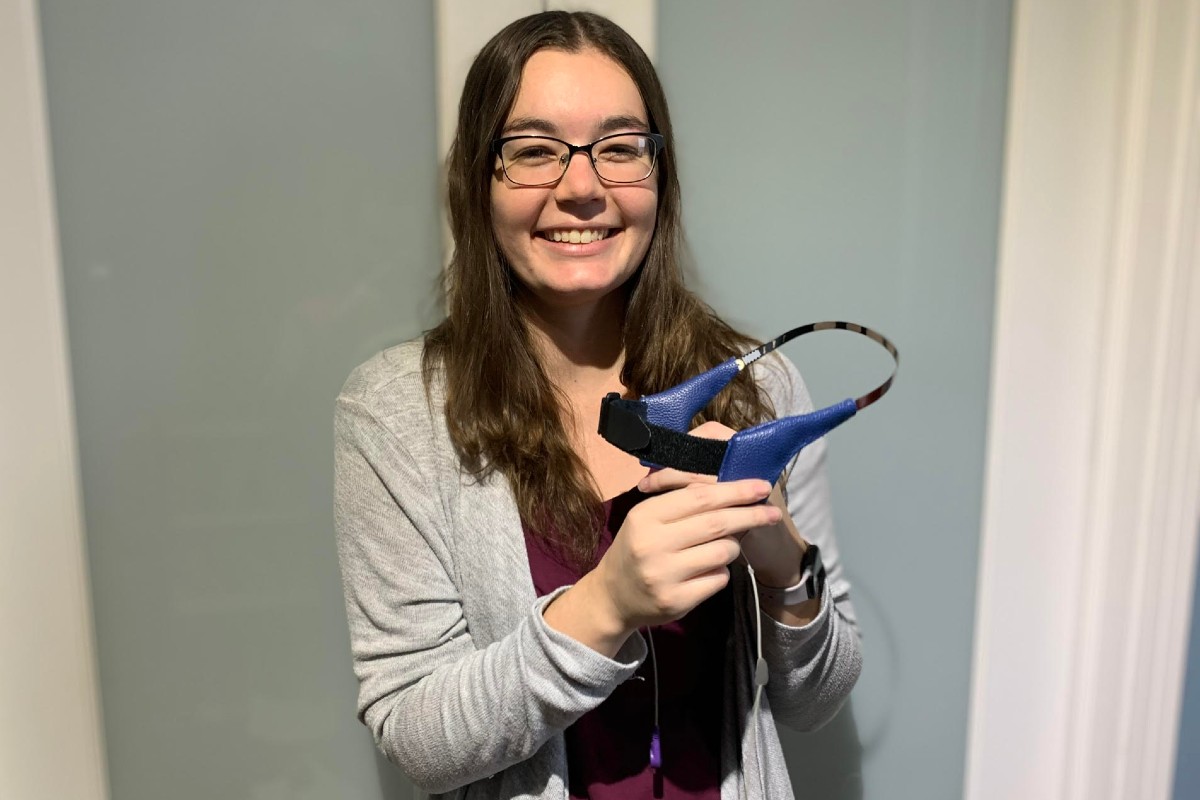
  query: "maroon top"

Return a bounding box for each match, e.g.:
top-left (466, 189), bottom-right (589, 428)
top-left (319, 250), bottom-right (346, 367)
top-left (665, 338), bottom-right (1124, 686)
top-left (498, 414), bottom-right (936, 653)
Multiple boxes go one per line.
top-left (524, 488), bottom-right (731, 799)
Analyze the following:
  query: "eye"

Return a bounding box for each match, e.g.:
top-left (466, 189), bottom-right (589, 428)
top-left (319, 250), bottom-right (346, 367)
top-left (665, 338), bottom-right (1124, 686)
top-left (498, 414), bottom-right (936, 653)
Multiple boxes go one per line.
top-left (595, 136), bottom-right (650, 163)
top-left (599, 145), bottom-right (639, 161)
top-left (504, 140), bottom-right (564, 164)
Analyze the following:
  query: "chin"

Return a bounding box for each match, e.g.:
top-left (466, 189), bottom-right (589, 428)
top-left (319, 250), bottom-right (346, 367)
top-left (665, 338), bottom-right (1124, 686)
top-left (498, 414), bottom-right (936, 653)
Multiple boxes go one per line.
top-left (526, 278), bottom-right (632, 311)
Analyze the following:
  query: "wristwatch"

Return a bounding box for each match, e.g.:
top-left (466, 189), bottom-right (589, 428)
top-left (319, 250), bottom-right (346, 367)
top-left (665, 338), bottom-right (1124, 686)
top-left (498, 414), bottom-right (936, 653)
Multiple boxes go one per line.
top-left (755, 543), bottom-right (826, 605)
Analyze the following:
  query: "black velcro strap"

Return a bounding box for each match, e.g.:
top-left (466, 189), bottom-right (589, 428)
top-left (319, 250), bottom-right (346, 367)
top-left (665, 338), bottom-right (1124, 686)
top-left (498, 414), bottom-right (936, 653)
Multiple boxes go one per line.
top-left (598, 394), bottom-right (728, 476)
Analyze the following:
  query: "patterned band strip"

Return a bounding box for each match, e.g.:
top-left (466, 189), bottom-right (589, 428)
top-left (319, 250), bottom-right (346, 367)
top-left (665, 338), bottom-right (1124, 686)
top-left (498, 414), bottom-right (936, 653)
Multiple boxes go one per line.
top-left (738, 321), bottom-right (900, 411)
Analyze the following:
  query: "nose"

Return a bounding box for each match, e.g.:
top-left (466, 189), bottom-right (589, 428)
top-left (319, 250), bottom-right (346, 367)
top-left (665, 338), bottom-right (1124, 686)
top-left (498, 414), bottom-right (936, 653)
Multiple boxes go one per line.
top-left (554, 150), bottom-right (604, 202)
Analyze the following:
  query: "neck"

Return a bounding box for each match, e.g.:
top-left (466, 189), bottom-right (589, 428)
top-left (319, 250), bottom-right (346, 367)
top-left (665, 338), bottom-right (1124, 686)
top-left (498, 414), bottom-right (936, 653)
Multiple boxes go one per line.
top-left (520, 290), bottom-right (627, 396)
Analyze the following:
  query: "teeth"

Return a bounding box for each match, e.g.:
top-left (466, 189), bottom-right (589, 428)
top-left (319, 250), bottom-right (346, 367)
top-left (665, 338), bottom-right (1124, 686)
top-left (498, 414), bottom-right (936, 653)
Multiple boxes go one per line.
top-left (548, 229), bottom-right (608, 243)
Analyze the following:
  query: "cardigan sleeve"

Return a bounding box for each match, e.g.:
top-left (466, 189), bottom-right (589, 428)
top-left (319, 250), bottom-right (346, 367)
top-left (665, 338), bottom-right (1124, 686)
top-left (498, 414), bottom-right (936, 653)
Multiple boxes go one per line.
top-left (334, 391), bottom-right (646, 794)
top-left (751, 354), bottom-right (863, 731)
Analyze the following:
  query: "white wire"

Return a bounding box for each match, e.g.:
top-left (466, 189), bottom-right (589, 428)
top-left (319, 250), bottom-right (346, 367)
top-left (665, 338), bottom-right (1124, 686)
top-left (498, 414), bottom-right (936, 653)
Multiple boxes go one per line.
top-left (744, 563), bottom-right (768, 800)
top-left (645, 570), bottom-right (767, 797)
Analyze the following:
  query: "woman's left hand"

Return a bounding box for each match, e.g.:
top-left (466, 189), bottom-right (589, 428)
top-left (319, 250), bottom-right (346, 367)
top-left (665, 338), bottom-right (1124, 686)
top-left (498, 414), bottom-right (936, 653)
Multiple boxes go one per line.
top-left (636, 421), bottom-right (807, 592)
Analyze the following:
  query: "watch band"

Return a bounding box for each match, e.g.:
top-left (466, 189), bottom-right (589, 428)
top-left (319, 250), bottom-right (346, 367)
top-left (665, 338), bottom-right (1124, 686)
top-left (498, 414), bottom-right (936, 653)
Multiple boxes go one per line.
top-left (755, 543), bottom-right (826, 605)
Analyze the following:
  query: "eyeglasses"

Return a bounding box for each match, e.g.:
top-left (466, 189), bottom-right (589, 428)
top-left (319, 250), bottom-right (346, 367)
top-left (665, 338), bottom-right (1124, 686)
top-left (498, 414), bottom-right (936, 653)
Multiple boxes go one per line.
top-left (491, 132), bottom-right (666, 187)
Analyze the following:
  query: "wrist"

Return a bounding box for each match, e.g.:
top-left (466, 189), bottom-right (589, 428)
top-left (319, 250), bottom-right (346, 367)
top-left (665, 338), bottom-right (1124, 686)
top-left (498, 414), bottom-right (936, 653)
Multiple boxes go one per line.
top-left (581, 568), bottom-right (637, 639)
top-left (753, 542), bottom-right (825, 607)
top-left (741, 489), bottom-right (806, 586)
top-left (747, 538), bottom-right (807, 588)
top-left (754, 565), bottom-right (804, 590)
top-left (543, 570), bottom-right (635, 658)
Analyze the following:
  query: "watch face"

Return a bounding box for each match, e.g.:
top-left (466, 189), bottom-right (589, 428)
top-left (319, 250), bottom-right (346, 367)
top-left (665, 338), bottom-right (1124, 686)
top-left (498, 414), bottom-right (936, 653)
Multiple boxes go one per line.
top-left (801, 543), bottom-right (826, 597)
top-left (801, 543), bottom-right (822, 572)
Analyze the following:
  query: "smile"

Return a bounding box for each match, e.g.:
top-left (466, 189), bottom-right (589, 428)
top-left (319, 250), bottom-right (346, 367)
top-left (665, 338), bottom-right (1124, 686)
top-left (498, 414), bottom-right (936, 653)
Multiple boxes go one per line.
top-left (538, 228), bottom-right (612, 244)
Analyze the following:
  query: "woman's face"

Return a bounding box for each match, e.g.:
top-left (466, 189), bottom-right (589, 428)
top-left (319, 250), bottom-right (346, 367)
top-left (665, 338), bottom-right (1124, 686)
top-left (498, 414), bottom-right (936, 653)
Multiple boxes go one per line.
top-left (490, 48), bottom-right (659, 313)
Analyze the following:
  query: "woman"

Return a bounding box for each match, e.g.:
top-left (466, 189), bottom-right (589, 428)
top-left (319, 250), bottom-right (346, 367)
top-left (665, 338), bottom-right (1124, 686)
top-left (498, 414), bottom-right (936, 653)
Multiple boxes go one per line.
top-left (334, 10), bottom-right (861, 799)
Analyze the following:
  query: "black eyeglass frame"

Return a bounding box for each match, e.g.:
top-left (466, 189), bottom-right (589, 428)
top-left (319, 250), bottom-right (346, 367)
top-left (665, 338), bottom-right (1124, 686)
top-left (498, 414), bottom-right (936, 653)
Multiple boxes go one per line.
top-left (490, 132), bottom-right (667, 187)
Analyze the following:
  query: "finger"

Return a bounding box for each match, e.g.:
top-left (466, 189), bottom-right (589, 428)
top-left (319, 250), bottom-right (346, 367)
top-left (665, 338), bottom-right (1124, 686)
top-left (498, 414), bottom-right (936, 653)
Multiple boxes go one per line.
top-left (645, 479), bottom-right (774, 524)
top-left (668, 567), bottom-right (734, 617)
top-left (668, 536), bottom-right (742, 580)
top-left (669, 503), bottom-right (783, 549)
top-left (638, 467), bottom-right (717, 494)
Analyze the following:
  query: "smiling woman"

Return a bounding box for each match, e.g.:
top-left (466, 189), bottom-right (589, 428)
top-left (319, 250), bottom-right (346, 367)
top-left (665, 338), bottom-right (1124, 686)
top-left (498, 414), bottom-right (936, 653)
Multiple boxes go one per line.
top-left (333, 10), bottom-right (862, 800)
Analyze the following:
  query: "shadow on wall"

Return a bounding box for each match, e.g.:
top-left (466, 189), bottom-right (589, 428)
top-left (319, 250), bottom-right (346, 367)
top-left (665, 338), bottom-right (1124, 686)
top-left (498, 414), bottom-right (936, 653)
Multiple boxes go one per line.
top-left (781, 700), bottom-right (864, 800)
top-left (375, 746), bottom-right (416, 799)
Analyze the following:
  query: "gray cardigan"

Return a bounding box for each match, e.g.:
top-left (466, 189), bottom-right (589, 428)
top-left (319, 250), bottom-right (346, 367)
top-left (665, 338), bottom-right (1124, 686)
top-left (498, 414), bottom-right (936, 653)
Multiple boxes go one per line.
top-left (334, 340), bottom-right (861, 799)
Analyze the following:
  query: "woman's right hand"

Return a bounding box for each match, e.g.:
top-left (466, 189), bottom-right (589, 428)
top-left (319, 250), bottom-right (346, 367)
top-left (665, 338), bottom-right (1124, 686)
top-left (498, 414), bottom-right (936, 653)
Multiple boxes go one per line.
top-left (542, 479), bottom-right (782, 656)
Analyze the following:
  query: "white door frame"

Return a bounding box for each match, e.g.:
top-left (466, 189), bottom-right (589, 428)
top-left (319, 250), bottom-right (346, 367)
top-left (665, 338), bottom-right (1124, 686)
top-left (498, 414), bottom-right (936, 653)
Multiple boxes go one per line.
top-left (966, 0), bottom-right (1200, 798)
top-left (0, 1), bottom-right (110, 799)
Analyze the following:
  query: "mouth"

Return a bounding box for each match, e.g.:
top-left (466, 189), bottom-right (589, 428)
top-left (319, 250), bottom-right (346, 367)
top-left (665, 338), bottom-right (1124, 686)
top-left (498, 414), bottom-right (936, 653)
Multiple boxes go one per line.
top-left (536, 227), bottom-right (616, 244)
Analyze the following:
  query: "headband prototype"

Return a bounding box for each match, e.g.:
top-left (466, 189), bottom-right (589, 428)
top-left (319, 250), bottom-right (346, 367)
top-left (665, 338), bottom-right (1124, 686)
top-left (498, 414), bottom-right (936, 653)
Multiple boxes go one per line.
top-left (598, 322), bottom-right (899, 485)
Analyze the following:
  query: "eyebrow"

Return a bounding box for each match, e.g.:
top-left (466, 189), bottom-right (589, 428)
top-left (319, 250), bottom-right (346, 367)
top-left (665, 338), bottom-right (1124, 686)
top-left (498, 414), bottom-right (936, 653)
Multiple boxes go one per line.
top-left (500, 114), bottom-right (651, 137)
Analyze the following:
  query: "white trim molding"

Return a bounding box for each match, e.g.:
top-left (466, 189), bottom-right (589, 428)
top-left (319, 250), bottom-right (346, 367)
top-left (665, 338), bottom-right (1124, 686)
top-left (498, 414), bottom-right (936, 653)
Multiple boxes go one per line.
top-left (967, 0), bottom-right (1200, 798)
top-left (0, 1), bottom-right (110, 799)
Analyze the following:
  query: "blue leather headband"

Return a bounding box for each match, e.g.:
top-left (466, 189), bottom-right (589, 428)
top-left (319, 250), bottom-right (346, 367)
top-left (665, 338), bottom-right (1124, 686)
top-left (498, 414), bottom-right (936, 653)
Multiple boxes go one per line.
top-left (597, 321), bottom-right (899, 485)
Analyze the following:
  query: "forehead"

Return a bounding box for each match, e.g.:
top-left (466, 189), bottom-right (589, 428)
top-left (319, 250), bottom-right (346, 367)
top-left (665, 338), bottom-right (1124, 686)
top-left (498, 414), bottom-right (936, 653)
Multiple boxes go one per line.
top-left (505, 48), bottom-right (648, 135)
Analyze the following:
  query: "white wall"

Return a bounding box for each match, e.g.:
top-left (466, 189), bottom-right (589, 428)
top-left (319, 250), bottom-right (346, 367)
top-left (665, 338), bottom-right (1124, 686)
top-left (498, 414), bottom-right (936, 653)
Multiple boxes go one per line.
top-left (0, 1), bottom-right (109, 799)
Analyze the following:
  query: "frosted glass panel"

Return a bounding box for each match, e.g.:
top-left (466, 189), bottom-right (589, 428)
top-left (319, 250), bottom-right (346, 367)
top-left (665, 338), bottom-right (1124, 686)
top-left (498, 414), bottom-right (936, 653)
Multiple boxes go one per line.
top-left (659, 1), bottom-right (1012, 797)
top-left (40, 2), bottom-right (439, 797)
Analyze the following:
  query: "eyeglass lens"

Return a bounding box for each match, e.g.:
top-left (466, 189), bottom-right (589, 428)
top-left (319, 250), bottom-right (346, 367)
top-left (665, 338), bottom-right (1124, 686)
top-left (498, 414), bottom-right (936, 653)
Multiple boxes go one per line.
top-left (499, 134), bottom-right (658, 185)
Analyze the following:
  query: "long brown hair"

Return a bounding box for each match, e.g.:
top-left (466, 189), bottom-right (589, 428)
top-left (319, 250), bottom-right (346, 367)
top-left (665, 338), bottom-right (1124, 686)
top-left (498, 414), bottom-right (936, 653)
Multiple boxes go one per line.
top-left (423, 11), bottom-right (773, 568)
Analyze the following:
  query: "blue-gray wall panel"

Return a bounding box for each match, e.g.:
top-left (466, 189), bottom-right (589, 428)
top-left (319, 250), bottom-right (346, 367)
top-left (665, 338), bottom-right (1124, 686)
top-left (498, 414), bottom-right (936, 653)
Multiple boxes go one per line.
top-left (1173, 535), bottom-right (1200, 800)
top-left (659, 2), bottom-right (1012, 797)
top-left (39, 2), bottom-right (438, 797)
